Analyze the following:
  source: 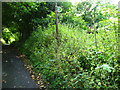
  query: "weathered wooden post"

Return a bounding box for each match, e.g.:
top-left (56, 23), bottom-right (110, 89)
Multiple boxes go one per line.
top-left (55, 2), bottom-right (59, 56)
top-left (55, 2), bottom-right (59, 41)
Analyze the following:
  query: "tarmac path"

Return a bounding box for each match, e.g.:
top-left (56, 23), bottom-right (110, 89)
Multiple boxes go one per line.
top-left (2, 45), bottom-right (39, 88)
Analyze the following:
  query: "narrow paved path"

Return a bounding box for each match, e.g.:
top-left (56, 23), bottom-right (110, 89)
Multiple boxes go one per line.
top-left (2, 45), bottom-right (39, 88)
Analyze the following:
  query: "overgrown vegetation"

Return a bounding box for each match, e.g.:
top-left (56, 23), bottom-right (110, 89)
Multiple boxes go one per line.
top-left (21, 23), bottom-right (119, 88)
top-left (2, 0), bottom-right (120, 89)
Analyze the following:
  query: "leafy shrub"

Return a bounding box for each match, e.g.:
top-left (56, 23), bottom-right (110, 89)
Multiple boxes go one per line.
top-left (21, 24), bottom-right (119, 88)
top-left (2, 27), bottom-right (20, 44)
top-left (60, 12), bottom-right (87, 30)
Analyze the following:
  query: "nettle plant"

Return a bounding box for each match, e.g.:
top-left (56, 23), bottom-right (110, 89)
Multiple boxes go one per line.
top-left (93, 64), bottom-right (114, 86)
top-left (95, 64), bottom-right (114, 73)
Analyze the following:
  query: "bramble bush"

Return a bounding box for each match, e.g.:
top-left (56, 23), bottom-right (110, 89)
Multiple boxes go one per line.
top-left (21, 23), bottom-right (120, 88)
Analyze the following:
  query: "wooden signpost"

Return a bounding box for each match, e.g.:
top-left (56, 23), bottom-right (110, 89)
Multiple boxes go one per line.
top-left (55, 3), bottom-right (59, 41)
top-left (55, 3), bottom-right (62, 41)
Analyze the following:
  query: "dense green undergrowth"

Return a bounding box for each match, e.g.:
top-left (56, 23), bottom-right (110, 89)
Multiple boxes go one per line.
top-left (21, 23), bottom-right (120, 88)
top-left (2, 1), bottom-right (119, 88)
